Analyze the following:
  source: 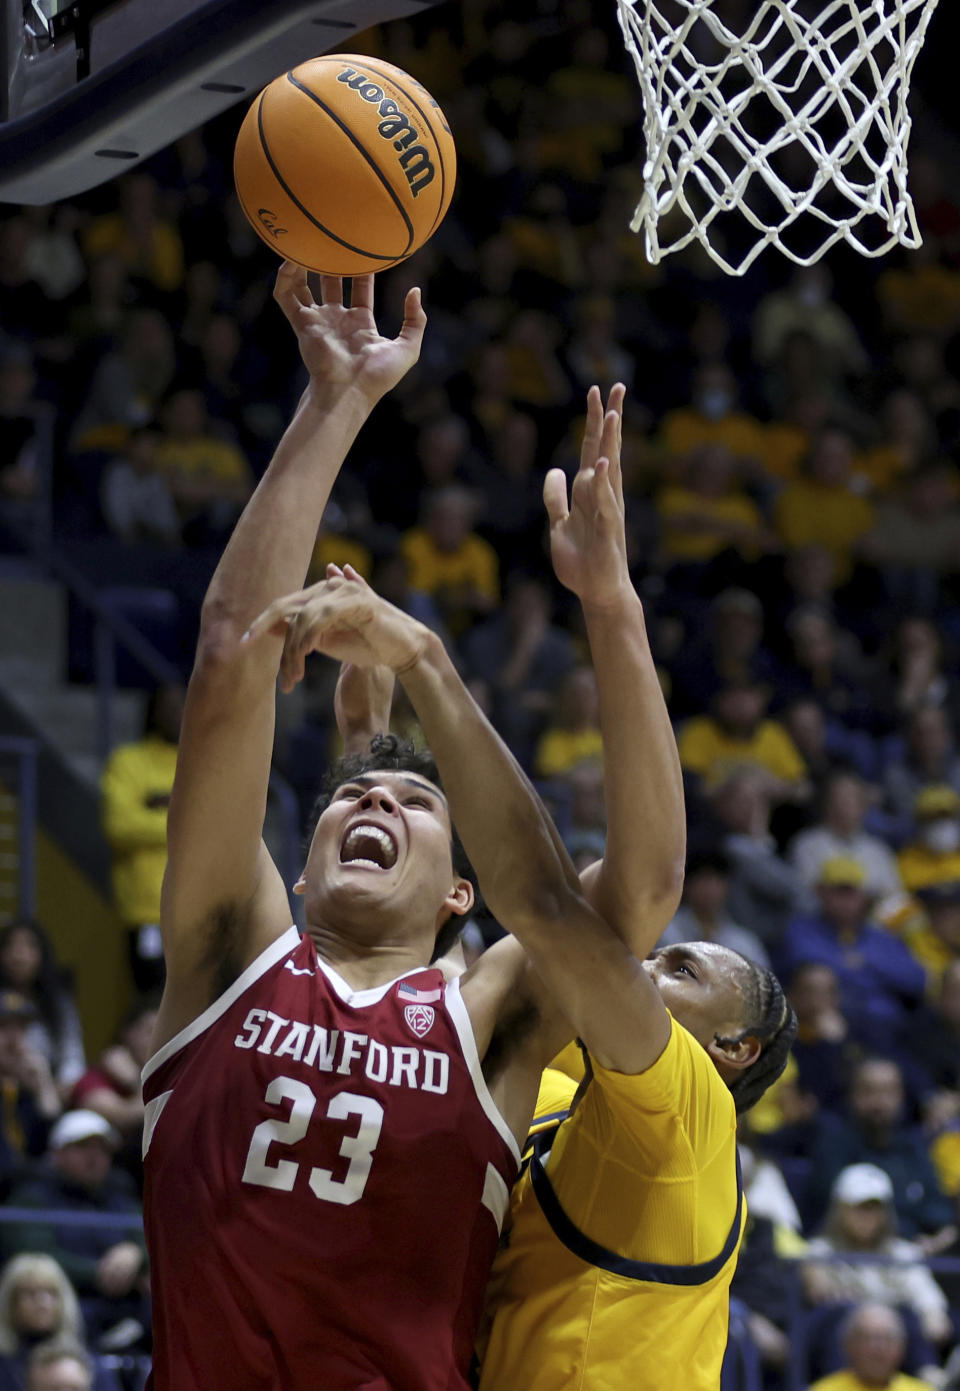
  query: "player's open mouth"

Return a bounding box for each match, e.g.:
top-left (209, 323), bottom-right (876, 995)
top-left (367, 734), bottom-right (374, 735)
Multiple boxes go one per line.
top-left (339, 823), bottom-right (399, 871)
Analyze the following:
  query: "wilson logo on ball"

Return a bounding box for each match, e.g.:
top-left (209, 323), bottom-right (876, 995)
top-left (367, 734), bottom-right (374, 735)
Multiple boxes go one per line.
top-left (257, 209), bottom-right (287, 238)
top-left (336, 67), bottom-right (435, 198)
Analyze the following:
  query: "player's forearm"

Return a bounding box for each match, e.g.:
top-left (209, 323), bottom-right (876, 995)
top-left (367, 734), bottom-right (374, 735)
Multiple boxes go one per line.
top-left (582, 589), bottom-right (685, 952)
top-left (398, 632), bottom-right (582, 924)
top-left (200, 382), bottom-right (372, 646)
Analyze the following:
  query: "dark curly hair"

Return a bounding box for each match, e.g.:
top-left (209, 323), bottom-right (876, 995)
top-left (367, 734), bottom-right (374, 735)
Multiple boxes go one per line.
top-left (306, 733), bottom-right (479, 960)
top-left (715, 957), bottom-right (798, 1115)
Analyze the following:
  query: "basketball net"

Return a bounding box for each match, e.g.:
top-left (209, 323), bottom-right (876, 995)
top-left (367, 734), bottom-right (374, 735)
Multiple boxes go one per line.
top-left (615, 0), bottom-right (940, 275)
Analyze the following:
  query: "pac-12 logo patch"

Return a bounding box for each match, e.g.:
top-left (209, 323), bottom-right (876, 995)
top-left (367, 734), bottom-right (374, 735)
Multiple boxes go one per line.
top-left (404, 1003), bottom-right (435, 1038)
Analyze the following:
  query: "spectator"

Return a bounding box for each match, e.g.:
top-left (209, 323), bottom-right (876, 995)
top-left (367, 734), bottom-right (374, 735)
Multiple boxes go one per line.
top-left (777, 858), bottom-right (926, 1053)
top-left (803, 1165), bottom-right (953, 1349)
top-left (0, 1256), bottom-right (117, 1391)
top-left (883, 707), bottom-right (960, 834)
top-left (898, 786), bottom-right (960, 893)
top-left (400, 485), bottom-right (499, 637)
top-left (667, 586), bottom-right (779, 721)
top-left (655, 443), bottom-right (772, 580)
top-left (659, 365), bottom-right (768, 468)
top-left (0, 992), bottom-right (61, 1194)
top-left (25, 1341), bottom-right (94, 1391)
top-left (778, 606), bottom-right (877, 735)
top-left (807, 1302), bottom-right (938, 1391)
top-left (70, 309), bottom-right (177, 455)
top-left (533, 666), bottom-right (604, 779)
top-left (875, 618), bottom-right (960, 731)
top-left (153, 387), bottom-right (252, 545)
top-left (462, 576), bottom-right (576, 769)
top-left (788, 962), bottom-right (855, 1116)
top-left (2, 1111), bottom-right (147, 1347)
top-left (558, 760), bottom-right (607, 871)
top-left (753, 265), bottom-right (869, 381)
top-left (863, 464), bottom-right (960, 617)
top-left (774, 428), bottom-right (874, 584)
top-left (708, 768), bottom-right (809, 945)
top-left (807, 1060), bottom-right (953, 1238)
top-left (0, 922), bottom-right (85, 1097)
top-left (100, 684), bottom-right (184, 991)
top-left (899, 882), bottom-right (960, 984)
top-left (677, 679), bottom-right (809, 800)
top-left (70, 995), bottom-right (158, 1174)
top-left (789, 769), bottom-right (903, 901)
top-left (904, 957), bottom-right (960, 1099)
top-left (99, 426), bottom-right (180, 547)
top-left (659, 848), bottom-right (770, 967)
top-left (83, 172), bottom-right (184, 294)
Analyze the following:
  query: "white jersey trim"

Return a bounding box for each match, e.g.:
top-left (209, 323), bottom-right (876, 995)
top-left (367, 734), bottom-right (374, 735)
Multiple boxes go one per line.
top-left (445, 976), bottom-right (521, 1167)
top-left (313, 955), bottom-right (424, 1007)
top-left (141, 925), bottom-right (300, 1084)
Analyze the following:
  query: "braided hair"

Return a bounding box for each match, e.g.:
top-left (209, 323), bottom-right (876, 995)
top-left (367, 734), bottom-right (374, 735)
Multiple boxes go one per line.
top-left (715, 958), bottom-right (797, 1115)
top-left (307, 733), bottom-right (479, 959)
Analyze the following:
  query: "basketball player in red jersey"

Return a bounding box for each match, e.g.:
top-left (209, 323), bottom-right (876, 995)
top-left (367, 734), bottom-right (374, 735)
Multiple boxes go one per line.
top-left (142, 268), bottom-right (683, 1391)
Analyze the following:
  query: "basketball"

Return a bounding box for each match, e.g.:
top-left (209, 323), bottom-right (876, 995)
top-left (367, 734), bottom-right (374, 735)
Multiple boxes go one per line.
top-left (233, 54), bottom-right (456, 276)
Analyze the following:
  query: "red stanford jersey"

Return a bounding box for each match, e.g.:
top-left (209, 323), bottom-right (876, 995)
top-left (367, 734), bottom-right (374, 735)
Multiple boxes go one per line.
top-left (142, 927), bottom-right (519, 1391)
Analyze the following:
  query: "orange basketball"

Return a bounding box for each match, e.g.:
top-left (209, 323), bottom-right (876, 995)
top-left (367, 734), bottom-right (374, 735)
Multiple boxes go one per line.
top-left (233, 54), bottom-right (456, 276)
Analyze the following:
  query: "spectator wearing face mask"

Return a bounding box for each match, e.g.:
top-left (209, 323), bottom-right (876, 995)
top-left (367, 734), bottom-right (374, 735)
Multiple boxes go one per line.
top-left (898, 786), bottom-right (960, 893)
top-left (659, 365), bottom-right (769, 468)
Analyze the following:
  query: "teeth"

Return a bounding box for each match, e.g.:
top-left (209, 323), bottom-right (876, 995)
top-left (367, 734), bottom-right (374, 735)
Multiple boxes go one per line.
top-left (341, 825), bottom-right (397, 869)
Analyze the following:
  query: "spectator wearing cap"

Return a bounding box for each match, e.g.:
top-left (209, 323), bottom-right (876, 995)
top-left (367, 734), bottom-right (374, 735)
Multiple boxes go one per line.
top-left (789, 769), bottom-right (903, 903)
top-left (803, 1164), bottom-right (953, 1352)
top-left (807, 1302), bottom-right (939, 1391)
top-left (659, 848), bottom-right (770, 967)
top-left (1, 1110), bottom-right (147, 1347)
top-left (898, 786), bottom-right (960, 892)
top-left (777, 858), bottom-right (926, 1053)
top-left (807, 1059), bottom-right (954, 1239)
top-left (0, 991), bottom-right (61, 1194)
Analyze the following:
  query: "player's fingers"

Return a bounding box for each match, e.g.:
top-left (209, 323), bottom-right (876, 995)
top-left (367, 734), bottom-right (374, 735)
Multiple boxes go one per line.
top-left (579, 386), bottom-right (603, 473)
top-left (319, 275), bottom-right (343, 307)
top-left (273, 262), bottom-right (312, 319)
top-left (543, 468), bottom-right (570, 527)
top-left (599, 408), bottom-right (625, 506)
top-left (241, 597), bottom-right (298, 645)
top-left (350, 275), bottom-right (375, 312)
top-left (340, 562), bottom-right (368, 587)
top-left (398, 287), bottom-right (427, 349)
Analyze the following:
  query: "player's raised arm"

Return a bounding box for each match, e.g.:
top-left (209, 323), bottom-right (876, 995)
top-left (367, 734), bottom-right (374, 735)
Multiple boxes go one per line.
top-left (243, 568), bottom-right (677, 1076)
top-left (544, 385), bottom-right (686, 957)
top-left (159, 269), bottom-right (426, 1037)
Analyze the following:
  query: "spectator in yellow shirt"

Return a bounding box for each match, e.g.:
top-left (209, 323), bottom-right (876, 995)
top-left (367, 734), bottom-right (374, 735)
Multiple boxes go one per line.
top-left (775, 428), bottom-right (874, 584)
top-left (154, 388), bottom-right (253, 544)
top-left (534, 665), bottom-right (604, 779)
top-left (400, 485), bottom-right (499, 637)
top-left (677, 680), bottom-right (808, 799)
top-left (659, 364), bottom-right (768, 467)
top-left (806, 1302), bottom-right (938, 1391)
top-left (83, 173), bottom-right (184, 294)
top-left (656, 442), bottom-right (774, 567)
top-left (100, 684), bottom-right (184, 991)
top-left (898, 785), bottom-right (960, 894)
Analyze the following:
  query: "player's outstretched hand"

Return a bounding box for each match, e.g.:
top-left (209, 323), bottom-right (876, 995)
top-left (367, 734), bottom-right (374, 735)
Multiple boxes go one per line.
top-left (543, 383), bottom-right (630, 610)
top-left (335, 660), bottom-right (395, 755)
top-left (273, 261), bottom-right (426, 406)
top-left (243, 565), bottom-right (430, 691)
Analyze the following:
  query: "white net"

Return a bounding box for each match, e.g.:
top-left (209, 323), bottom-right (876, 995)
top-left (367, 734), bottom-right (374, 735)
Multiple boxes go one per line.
top-left (615, 0), bottom-right (940, 275)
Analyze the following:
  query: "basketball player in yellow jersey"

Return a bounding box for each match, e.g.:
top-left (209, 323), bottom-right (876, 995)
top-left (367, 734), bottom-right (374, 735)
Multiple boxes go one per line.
top-left (471, 389), bottom-right (797, 1391)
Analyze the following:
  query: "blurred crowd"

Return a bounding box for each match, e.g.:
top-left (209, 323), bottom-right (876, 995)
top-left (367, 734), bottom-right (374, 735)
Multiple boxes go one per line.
top-left (2, 0), bottom-right (960, 1385)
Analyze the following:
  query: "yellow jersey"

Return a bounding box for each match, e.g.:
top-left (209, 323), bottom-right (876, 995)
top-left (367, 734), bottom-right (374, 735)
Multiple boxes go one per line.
top-left (478, 1016), bottom-right (743, 1391)
top-left (808, 1372), bottom-right (936, 1391)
